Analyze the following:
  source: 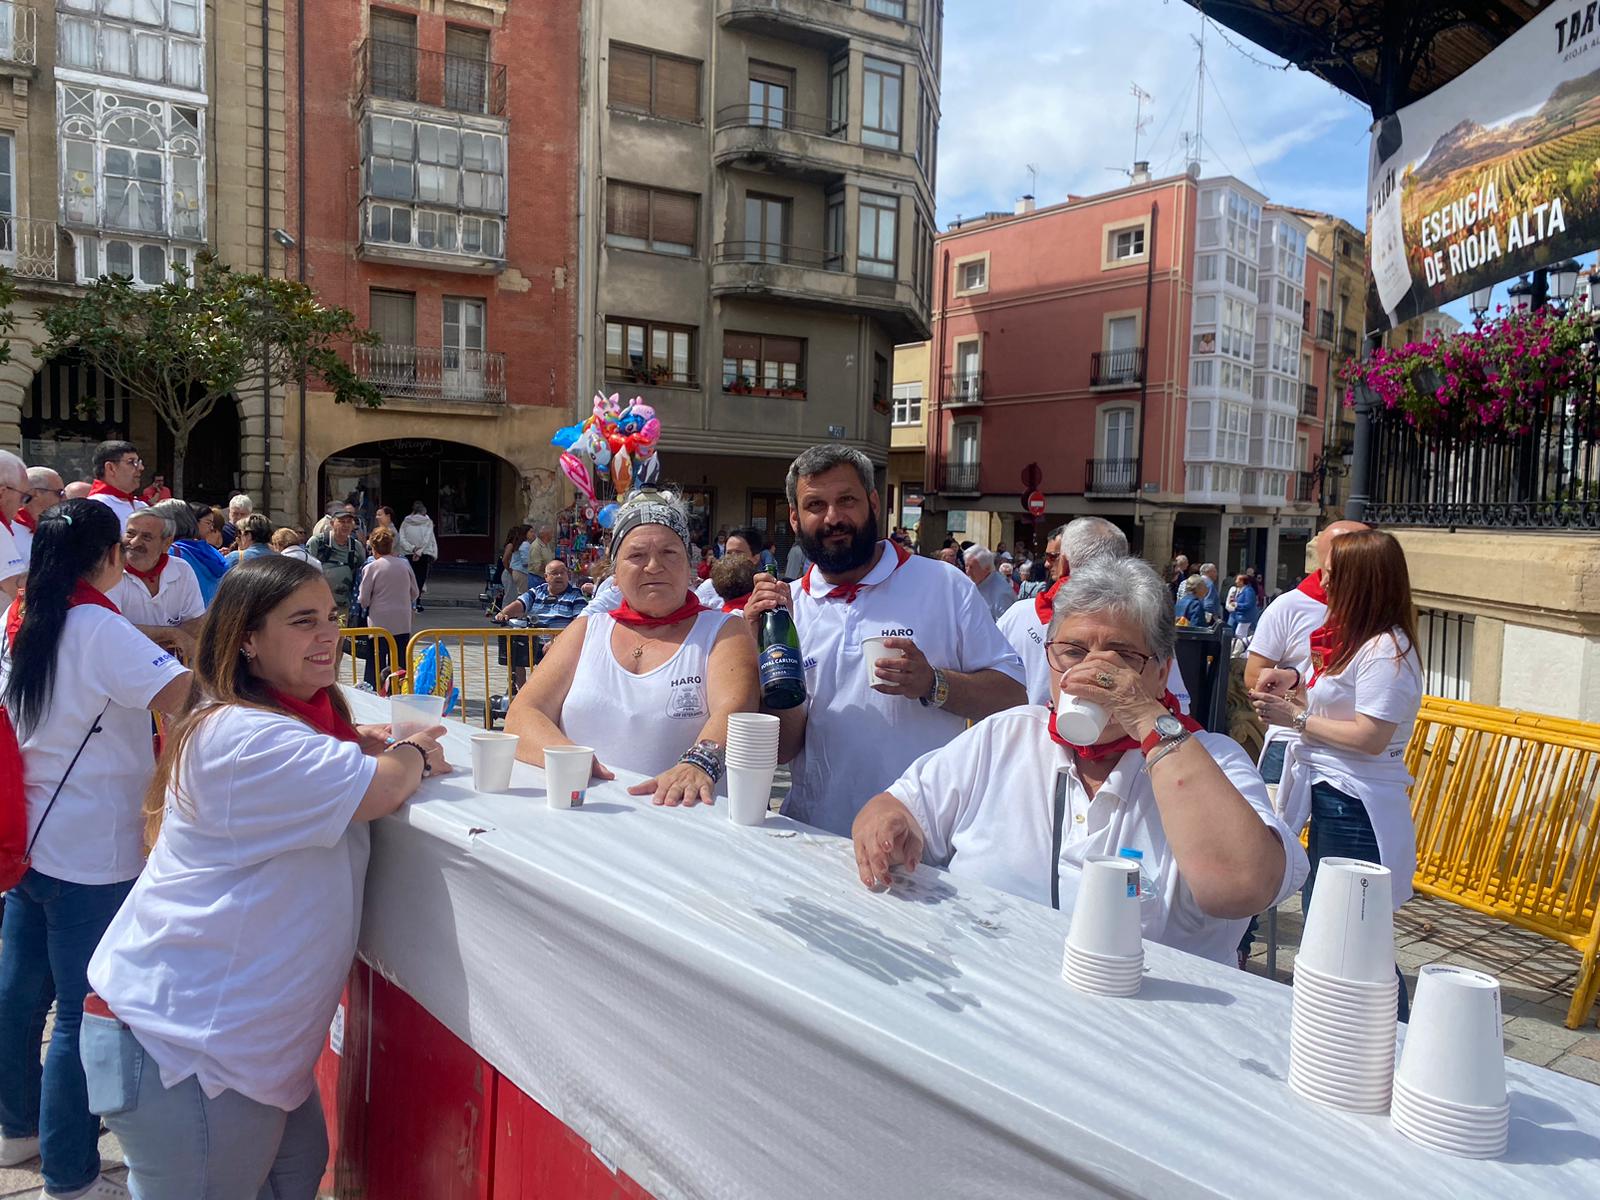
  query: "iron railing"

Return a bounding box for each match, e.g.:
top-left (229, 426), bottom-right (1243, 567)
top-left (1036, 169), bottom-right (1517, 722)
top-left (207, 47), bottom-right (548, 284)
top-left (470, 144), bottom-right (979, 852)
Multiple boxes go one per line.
top-left (1292, 471), bottom-right (1319, 504)
top-left (0, 217), bottom-right (59, 281)
top-left (1085, 458), bottom-right (1139, 495)
top-left (357, 37), bottom-right (508, 116)
top-left (1317, 309), bottom-right (1335, 343)
top-left (942, 370), bottom-right (985, 405)
top-left (1415, 607), bottom-right (1474, 702)
top-left (353, 343), bottom-right (507, 404)
top-left (1301, 383), bottom-right (1319, 419)
top-left (1091, 348), bottom-right (1144, 388)
top-left (714, 240), bottom-right (842, 270)
top-left (714, 104), bottom-right (846, 138)
top-left (1365, 404), bottom-right (1600, 530)
top-left (939, 460), bottom-right (980, 493)
top-left (0, 2), bottom-right (36, 65)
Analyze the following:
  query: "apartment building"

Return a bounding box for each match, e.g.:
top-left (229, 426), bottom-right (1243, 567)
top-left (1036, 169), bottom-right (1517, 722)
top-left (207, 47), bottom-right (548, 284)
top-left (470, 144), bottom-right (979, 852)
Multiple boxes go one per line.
top-left (919, 170), bottom-right (1323, 589)
top-left (2, 0), bottom-right (288, 509)
top-left (577, 0), bottom-right (939, 554)
top-left (287, 2), bottom-right (579, 555)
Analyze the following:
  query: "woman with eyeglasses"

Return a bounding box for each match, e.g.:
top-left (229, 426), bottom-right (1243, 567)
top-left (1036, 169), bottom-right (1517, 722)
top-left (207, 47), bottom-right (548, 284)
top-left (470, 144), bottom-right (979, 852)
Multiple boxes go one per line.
top-left (851, 557), bottom-right (1307, 966)
top-left (158, 500), bottom-right (232, 606)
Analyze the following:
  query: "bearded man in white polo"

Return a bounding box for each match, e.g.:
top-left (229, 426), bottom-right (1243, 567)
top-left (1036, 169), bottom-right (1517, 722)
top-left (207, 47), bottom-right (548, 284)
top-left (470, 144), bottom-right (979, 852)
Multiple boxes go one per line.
top-left (745, 444), bottom-right (1026, 836)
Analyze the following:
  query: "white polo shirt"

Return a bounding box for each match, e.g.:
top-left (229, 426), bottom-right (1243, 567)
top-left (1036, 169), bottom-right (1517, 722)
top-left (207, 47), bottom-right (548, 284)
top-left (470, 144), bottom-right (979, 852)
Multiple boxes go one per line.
top-left (997, 595), bottom-right (1190, 714)
top-left (87, 489), bottom-right (148, 532)
top-left (9, 521), bottom-right (30, 571)
top-left (889, 707), bottom-right (1307, 965)
top-left (0, 522), bottom-right (24, 585)
top-left (782, 542), bottom-right (1026, 836)
top-left (0, 604), bottom-right (188, 884)
top-left (89, 704), bottom-right (377, 1110)
top-left (109, 557), bottom-right (206, 627)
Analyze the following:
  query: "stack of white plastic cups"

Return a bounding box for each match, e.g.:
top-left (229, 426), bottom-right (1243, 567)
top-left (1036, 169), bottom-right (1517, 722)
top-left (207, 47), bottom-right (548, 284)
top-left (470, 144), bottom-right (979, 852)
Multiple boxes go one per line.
top-left (1288, 858), bottom-right (1399, 1113)
top-left (1390, 965), bottom-right (1510, 1158)
top-left (725, 713), bottom-right (780, 825)
top-left (1060, 856), bottom-right (1144, 997)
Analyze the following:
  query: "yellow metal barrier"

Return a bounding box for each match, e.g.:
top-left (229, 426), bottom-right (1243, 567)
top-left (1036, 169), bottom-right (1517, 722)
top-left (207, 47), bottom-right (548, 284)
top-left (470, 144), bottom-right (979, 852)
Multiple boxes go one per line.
top-left (404, 627), bottom-right (569, 729)
top-left (1406, 697), bottom-right (1600, 1028)
top-left (337, 627), bottom-right (401, 695)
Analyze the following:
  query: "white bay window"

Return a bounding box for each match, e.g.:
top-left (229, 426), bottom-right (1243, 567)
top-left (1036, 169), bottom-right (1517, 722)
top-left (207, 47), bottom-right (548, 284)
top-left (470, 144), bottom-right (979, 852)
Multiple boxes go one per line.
top-left (361, 111), bottom-right (507, 263)
top-left (58, 0), bottom-right (205, 93)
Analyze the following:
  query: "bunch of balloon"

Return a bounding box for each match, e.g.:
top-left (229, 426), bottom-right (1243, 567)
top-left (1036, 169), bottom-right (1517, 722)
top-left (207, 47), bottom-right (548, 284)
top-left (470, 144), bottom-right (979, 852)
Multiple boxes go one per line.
top-left (551, 392), bottom-right (664, 529)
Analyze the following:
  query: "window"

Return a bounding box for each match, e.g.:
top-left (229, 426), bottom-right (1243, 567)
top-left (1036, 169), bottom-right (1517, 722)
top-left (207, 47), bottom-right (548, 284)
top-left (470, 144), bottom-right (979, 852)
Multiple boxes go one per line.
top-left (1107, 315), bottom-right (1138, 352)
top-left (913, 206), bottom-right (933, 302)
top-left (953, 340), bottom-right (980, 401)
top-left (957, 258), bottom-right (986, 292)
top-left (367, 10), bottom-right (418, 102)
top-left (825, 190), bottom-right (845, 267)
top-left (362, 114), bottom-right (507, 214)
top-left (916, 85), bottom-right (936, 185)
top-left (747, 61), bottom-right (792, 128)
top-left (862, 58), bottom-right (903, 149)
top-left (443, 26), bottom-right (491, 115)
top-left (442, 297), bottom-right (486, 396)
top-left (369, 289), bottom-right (417, 345)
top-left (604, 181), bottom-right (697, 256)
top-left (722, 332), bottom-right (805, 396)
top-left (1110, 226), bottom-right (1144, 260)
top-left (1103, 407), bottom-right (1135, 459)
top-left (365, 202), bottom-right (503, 259)
top-left (743, 193), bottom-right (789, 263)
top-left (606, 318), bottom-right (696, 387)
top-left (857, 191), bottom-right (897, 278)
top-left (608, 45), bottom-right (702, 123)
top-left (873, 352), bottom-right (891, 414)
top-left (0, 131), bottom-right (11, 233)
top-left (57, 0), bottom-right (205, 92)
top-left (866, 0), bottom-right (907, 16)
top-left (892, 381), bottom-right (922, 426)
top-left (828, 55), bottom-right (849, 136)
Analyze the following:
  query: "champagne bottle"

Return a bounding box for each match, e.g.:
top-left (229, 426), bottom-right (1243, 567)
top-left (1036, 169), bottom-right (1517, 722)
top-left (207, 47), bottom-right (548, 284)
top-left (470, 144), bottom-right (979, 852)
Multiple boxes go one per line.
top-left (758, 606), bottom-right (806, 709)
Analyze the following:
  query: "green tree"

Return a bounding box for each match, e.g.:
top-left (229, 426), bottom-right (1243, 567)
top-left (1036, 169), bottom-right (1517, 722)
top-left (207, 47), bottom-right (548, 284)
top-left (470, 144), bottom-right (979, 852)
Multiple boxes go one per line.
top-left (41, 253), bottom-right (379, 497)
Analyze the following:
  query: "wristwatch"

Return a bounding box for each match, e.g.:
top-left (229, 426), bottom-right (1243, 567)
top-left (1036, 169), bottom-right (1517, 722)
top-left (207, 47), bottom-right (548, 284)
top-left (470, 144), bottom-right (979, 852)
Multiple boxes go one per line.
top-left (1293, 708), bottom-right (1311, 734)
top-left (919, 667), bottom-right (950, 709)
top-left (1140, 713), bottom-right (1187, 755)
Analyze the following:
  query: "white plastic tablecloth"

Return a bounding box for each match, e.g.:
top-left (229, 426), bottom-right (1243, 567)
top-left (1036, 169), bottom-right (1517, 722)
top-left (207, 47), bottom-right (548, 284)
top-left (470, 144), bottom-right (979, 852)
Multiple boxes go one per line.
top-left (345, 690), bottom-right (1600, 1199)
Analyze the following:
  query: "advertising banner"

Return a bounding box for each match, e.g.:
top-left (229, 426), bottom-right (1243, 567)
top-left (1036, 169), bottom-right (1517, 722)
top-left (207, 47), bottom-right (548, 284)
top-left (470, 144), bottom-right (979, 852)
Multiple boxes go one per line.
top-left (1368, 1), bottom-right (1600, 327)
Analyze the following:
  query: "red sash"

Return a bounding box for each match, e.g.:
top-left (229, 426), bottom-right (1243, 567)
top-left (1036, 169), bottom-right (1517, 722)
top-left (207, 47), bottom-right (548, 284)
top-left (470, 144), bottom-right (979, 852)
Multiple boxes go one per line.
top-left (612, 592), bottom-right (704, 628)
top-left (1048, 691), bottom-right (1200, 762)
top-left (88, 480), bottom-right (139, 504)
top-left (800, 540), bottom-right (910, 604)
top-left (265, 687), bottom-right (364, 745)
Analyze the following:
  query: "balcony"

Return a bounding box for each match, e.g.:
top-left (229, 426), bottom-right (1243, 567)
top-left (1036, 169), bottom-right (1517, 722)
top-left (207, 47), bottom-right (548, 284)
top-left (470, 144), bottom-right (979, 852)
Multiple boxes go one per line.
top-left (356, 38), bottom-right (508, 117)
top-left (1085, 458), bottom-right (1139, 497)
top-left (0, 217), bottom-right (60, 281)
top-left (1292, 471), bottom-right (1319, 505)
top-left (1317, 309), bottom-right (1335, 343)
top-left (1090, 348), bottom-right (1144, 389)
top-left (1301, 383), bottom-right (1319, 420)
top-left (716, 0), bottom-right (921, 49)
top-left (0, 2), bottom-right (37, 67)
top-left (938, 460), bottom-right (980, 494)
top-left (941, 370), bottom-right (984, 407)
top-left (353, 344), bottom-right (507, 407)
top-left (710, 241), bottom-right (929, 342)
top-left (358, 199), bottom-right (506, 274)
top-left (713, 105), bottom-right (857, 181)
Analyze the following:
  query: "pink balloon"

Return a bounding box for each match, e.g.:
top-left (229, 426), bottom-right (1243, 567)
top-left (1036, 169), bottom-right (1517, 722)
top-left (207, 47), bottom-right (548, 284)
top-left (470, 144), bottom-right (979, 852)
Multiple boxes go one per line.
top-left (560, 449), bottom-right (595, 502)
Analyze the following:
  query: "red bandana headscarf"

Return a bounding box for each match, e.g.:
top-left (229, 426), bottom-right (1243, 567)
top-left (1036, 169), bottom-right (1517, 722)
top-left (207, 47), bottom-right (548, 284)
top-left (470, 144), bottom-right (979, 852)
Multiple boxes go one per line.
top-left (612, 592), bottom-right (704, 628)
top-left (266, 687), bottom-right (364, 745)
top-left (800, 540), bottom-right (910, 605)
top-left (1048, 691), bottom-right (1201, 763)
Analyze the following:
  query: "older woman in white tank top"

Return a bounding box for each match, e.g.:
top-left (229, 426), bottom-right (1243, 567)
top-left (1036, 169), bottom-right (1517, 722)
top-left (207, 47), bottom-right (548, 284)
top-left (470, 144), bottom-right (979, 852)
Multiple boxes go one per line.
top-left (506, 491), bottom-right (758, 806)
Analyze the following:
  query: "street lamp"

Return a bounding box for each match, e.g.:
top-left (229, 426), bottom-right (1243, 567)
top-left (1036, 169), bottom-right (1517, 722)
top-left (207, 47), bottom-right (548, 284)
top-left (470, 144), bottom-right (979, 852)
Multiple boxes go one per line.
top-left (1508, 276), bottom-right (1535, 314)
top-left (1468, 284), bottom-right (1494, 329)
top-left (1588, 271), bottom-right (1600, 312)
top-left (1549, 259), bottom-right (1583, 305)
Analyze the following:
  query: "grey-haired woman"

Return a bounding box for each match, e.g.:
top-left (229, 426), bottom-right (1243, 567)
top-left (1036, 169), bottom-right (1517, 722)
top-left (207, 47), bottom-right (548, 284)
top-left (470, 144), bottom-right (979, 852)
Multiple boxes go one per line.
top-left (504, 492), bottom-right (758, 807)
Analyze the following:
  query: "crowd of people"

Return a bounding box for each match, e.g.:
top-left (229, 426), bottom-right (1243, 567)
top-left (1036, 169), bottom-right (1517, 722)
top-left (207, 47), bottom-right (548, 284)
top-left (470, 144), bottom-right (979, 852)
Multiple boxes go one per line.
top-left (0, 438), bottom-right (1425, 1199)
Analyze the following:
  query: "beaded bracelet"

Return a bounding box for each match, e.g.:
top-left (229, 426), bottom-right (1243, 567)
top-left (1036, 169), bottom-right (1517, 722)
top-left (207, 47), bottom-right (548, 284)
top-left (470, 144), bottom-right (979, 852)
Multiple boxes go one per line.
top-left (677, 744), bottom-right (723, 784)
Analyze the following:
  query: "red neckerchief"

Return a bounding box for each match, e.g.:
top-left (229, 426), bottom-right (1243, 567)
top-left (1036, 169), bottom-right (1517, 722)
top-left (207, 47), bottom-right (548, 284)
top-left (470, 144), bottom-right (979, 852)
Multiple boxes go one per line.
top-left (13, 508), bottom-right (34, 532)
top-left (1308, 623), bottom-right (1344, 686)
top-left (1034, 574), bottom-right (1067, 625)
top-left (800, 540), bottom-right (910, 604)
top-left (1296, 572), bottom-right (1328, 604)
top-left (5, 581), bottom-right (120, 644)
top-left (720, 594), bottom-right (751, 613)
top-left (612, 591), bottom-right (704, 628)
top-left (265, 687), bottom-right (364, 745)
top-left (88, 480), bottom-right (139, 504)
top-left (1048, 691), bottom-right (1200, 762)
top-left (0, 509), bottom-right (9, 531)
top-left (125, 555), bottom-right (169, 589)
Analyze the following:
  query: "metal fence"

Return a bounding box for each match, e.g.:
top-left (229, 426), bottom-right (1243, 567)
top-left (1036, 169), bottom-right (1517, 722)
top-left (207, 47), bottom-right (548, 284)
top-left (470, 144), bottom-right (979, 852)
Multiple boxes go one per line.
top-left (1415, 607), bottom-right (1474, 702)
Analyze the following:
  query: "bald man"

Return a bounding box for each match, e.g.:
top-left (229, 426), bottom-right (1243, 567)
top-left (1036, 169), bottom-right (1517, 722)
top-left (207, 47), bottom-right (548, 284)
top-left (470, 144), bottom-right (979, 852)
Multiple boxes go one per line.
top-left (13, 466), bottom-right (65, 564)
top-left (1245, 519), bottom-right (1369, 784)
top-left (64, 480), bottom-right (93, 500)
top-left (0, 451), bottom-right (26, 599)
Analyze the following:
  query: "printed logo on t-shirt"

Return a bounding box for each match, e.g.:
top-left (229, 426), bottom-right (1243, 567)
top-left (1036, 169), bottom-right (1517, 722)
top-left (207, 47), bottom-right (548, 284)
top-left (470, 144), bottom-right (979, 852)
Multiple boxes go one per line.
top-left (877, 627), bottom-right (914, 638)
top-left (1025, 627), bottom-right (1044, 646)
top-left (802, 655), bottom-right (818, 671)
top-left (150, 652), bottom-right (175, 667)
top-left (667, 676), bottom-right (707, 719)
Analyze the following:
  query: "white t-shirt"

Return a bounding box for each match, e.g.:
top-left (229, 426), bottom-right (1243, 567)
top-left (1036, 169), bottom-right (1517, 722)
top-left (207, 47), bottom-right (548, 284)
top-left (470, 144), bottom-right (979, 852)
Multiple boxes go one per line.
top-left (87, 490), bottom-right (148, 532)
top-left (9, 521), bottom-right (30, 571)
top-left (0, 604), bottom-right (188, 883)
top-left (108, 557), bottom-right (206, 628)
top-left (782, 543), bottom-right (1026, 836)
top-left (0, 522), bottom-right (24, 584)
top-left (693, 576), bottom-right (721, 609)
top-left (88, 705), bottom-right (378, 1111)
top-left (889, 707), bottom-right (1307, 965)
top-left (1248, 583), bottom-right (1326, 682)
top-left (583, 577), bottom-right (622, 617)
top-left (996, 598), bottom-right (1190, 714)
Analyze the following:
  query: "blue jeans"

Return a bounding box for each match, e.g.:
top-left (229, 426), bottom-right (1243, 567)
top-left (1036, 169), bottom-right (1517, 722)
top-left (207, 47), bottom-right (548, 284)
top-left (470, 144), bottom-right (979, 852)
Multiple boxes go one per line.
top-left (0, 869), bottom-right (135, 1194)
top-left (80, 1016), bottom-right (327, 1200)
top-left (1259, 737), bottom-right (1287, 785)
top-left (1303, 781), bottom-right (1411, 1022)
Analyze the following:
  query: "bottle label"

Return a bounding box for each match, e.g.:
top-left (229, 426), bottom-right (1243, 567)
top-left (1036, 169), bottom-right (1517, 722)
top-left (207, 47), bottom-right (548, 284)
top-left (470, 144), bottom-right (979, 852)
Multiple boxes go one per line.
top-left (760, 644), bottom-right (805, 688)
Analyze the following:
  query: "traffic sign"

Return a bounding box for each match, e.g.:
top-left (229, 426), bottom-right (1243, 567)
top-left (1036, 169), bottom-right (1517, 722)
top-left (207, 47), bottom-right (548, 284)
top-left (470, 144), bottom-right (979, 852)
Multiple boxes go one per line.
top-left (1026, 490), bottom-right (1046, 518)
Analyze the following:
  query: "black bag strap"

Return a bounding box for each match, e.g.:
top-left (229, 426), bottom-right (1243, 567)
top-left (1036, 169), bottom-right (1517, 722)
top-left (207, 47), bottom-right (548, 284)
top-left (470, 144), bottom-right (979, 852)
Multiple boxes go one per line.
top-left (24, 700), bottom-right (113, 858)
top-left (1050, 767), bottom-right (1069, 911)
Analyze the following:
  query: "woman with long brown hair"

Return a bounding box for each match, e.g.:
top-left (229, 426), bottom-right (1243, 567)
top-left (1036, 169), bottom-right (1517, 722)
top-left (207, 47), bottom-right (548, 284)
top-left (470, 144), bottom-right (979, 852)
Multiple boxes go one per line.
top-left (1250, 529), bottom-right (1423, 1016)
top-left (82, 556), bottom-right (450, 1198)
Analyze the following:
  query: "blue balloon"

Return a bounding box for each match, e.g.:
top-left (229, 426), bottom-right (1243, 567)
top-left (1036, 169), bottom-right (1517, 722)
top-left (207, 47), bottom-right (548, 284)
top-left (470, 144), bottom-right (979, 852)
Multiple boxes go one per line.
top-left (596, 502), bottom-right (621, 530)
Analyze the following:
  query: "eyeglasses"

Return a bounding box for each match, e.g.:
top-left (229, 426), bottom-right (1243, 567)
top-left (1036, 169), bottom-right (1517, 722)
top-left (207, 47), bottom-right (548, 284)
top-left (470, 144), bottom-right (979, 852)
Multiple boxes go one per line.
top-left (1045, 640), bottom-right (1159, 673)
top-left (1044, 551), bottom-right (1062, 563)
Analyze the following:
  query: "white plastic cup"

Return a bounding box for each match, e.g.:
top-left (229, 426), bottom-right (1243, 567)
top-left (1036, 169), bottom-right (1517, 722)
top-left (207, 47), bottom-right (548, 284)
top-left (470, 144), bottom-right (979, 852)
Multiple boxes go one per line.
top-left (727, 764), bottom-right (775, 825)
top-left (1052, 695), bottom-right (1109, 744)
top-left (390, 692), bottom-right (446, 741)
top-left (1296, 858), bottom-right (1397, 984)
top-left (543, 745), bottom-right (594, 810)
top-left (1393, 965), bottom-right (1507, 1111)
top-left (469, 732), bottom-right (519, 793)
top-left (727, 712), bottom-right (780, 737)
top-left (861, 636), bottom-right (906, 680)
top-left (1065, 856), bottom-right (1144, 958)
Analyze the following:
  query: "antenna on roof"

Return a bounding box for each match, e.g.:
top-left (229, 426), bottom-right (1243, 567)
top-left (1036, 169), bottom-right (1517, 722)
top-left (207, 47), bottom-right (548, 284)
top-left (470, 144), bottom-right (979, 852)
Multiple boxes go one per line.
top-left (1130, 83), bottom-right (1152, 167)
top-left (1025, 163), bottom-right (1039, 198)
top-left (1188, 17), bottom-right (1207, 173)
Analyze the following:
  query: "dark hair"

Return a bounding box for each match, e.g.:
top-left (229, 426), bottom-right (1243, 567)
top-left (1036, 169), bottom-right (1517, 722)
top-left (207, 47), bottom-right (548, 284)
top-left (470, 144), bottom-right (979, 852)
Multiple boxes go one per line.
top-left (728, 527), bottom-right (763, 553)
top-left (145, 556), bottom-right (349, 845)
top-left (238, 512), bottom-right (272, 543)
top-left (187, 500), bottom-right (214, 535)
top-left (151, 498), bottom-right (198, 539)
top-left (1, 500), bottom-right (122, 735)
top-left (1323, 530), bottom-right (1419, 677)
top-left (711, 554), bottom-right (756, 602)
top-left (93, 440), bottom-right (138, 480)
top-left (504, 523), bottom-right (529, 549)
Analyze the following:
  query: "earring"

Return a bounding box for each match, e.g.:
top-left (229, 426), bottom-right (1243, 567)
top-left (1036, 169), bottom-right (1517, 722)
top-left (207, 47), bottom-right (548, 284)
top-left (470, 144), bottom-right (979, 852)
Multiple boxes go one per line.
top-left (240, 648), bottom-right (254, 662)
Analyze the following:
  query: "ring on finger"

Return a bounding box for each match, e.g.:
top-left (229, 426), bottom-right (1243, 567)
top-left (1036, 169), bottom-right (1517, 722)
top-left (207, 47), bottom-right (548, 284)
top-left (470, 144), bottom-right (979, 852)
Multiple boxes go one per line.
top-left (1095, 671), bottom-right (1115, 689)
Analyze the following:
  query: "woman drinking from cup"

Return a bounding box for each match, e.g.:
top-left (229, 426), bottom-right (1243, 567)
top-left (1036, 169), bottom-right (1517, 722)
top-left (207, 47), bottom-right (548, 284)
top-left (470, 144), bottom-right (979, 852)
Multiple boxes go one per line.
top-left (0, 500), bottom-right (193, 1200)
top-left (83, 556), bottom-right (449, 1198)
top-left (505, 490), bottom-right (757, 806)
top-left (850, 558), bottom-right (1307, 965)
top-left (1249, 529), bottom-right (1423, 1016)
